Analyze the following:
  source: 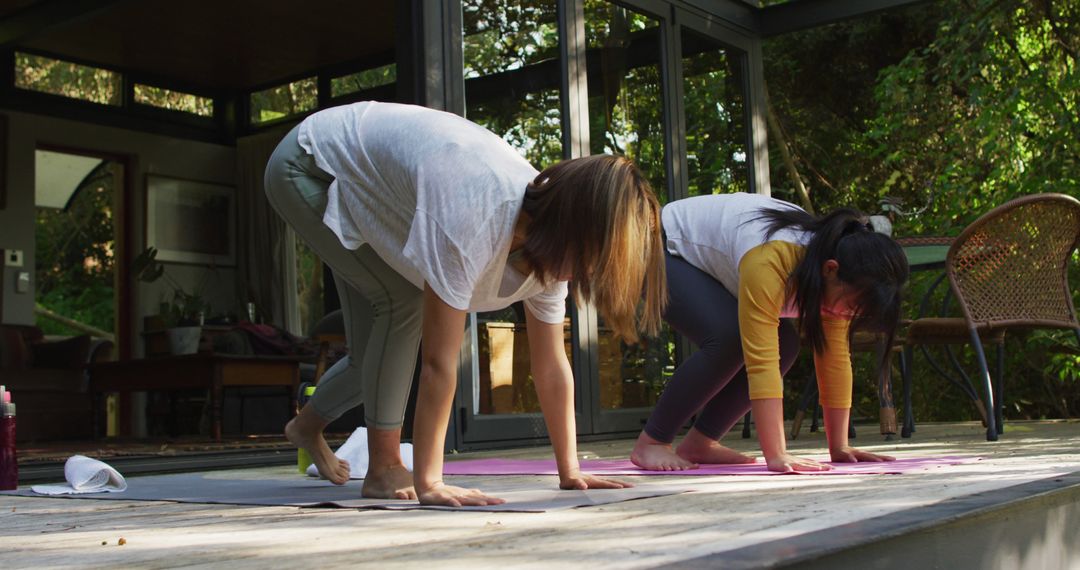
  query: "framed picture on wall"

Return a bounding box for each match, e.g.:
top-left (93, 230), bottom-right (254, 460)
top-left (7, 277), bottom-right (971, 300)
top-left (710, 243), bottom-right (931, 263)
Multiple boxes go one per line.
top-left (146, 174), bottom-right (236, 266)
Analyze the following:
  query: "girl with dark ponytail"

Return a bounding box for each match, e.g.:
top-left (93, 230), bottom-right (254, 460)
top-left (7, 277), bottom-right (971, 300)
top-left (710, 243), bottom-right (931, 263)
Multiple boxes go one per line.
top-left (631, 192), bottom-right (909, 472)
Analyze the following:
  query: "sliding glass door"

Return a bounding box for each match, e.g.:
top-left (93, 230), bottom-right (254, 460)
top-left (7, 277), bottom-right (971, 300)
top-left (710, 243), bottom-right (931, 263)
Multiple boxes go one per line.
top-left (450, 0), bottom-right (760, 447)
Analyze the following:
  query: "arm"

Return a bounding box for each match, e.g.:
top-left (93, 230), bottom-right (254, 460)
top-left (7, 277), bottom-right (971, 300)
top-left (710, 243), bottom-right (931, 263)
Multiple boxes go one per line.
top-left (738, 243), bottom-right (831, 472)
top-left (751, 398), bottom-right (830, 472)
top-left (823, 407), bottom-right (893, 462)
top-left (413, 286), bottom-right (505, 506)
top-left (816, 315), bottom-right (894, 463)
top-left (524, 307), bottom-right (631, 490)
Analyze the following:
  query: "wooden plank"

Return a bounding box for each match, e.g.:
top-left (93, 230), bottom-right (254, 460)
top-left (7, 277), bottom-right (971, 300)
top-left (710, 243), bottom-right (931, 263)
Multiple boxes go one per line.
top-left (1, 421), bottom-right (1078, 567)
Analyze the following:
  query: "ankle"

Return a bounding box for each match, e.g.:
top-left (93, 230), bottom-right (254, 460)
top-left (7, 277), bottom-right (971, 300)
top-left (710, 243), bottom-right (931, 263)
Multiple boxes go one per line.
top-left (635, 431), bottom-right (672, 447)
top-left (290, 407), bottom-right (330, 434)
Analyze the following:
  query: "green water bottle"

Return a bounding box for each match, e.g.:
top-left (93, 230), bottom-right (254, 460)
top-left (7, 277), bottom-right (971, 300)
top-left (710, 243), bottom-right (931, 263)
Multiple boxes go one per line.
top-left (296, 383), bottom-right (317, 474)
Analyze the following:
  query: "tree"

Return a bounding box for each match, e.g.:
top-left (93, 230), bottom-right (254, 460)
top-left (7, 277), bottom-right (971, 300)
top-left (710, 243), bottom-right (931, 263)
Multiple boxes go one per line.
top-left (765, 0), bottom-right (1080, 419)
top-left (35, 162), bottom-right (118, 336)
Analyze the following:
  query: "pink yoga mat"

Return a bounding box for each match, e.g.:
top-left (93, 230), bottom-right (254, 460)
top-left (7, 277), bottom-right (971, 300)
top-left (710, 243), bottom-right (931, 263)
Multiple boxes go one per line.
top-left (443, 456), bottom-right (977, 476)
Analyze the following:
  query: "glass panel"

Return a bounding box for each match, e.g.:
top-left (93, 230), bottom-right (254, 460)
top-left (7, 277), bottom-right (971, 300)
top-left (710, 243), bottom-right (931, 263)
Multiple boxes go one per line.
top-left (134, 84), bottom-right (214, 117)
top-left (476, 304), bottom-right (573, 414)
top-left (15, 52), bottom-right (122, 106)
top-left (463, 0), bottom-right (562, 168)
top-left (295, 240), bottom-right (326, 335)
top-left (331, 64), bottom-right (397, 98)
top-left (35, 155), bottom-right (120, 338)
top-left (585, 1), bottom-right (673, 411)
top-left (250, 77), bottom-right (318, 125)
top-left (463, 0), bottom-right (568, 417)
top-left (584, 1), bottom-right (666, 195)
top-left (681, 29), bottom-right (749, 196)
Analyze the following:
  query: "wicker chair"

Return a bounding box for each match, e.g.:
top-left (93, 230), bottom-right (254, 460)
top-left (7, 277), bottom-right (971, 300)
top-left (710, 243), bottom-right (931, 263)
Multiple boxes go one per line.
top-left (900, 193), bottom-right (1080, 442)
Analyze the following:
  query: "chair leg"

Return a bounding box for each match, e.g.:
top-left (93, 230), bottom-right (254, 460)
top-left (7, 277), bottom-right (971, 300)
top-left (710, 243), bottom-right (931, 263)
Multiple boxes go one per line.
top-left (877, 347), bottom-right (898, 440)
top-left (901, 345), bottom-right (914, 438)
top-left (791, 375), bottom-right (819, 439)
top-left (941, 345), bottom-right (987, 426)
top-left (968, 328), bottom-right (998, 442)
top-left (810, 402), bottom-right (820, 433)
top-left (995, 342), bottom-right (1005, 435)
top-left (741, 411), bottom-right (752, 439)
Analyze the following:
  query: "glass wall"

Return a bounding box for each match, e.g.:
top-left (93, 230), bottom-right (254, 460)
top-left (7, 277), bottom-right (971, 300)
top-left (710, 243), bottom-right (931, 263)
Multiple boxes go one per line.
top-left (449, 0), bottom-right (754, 439)
top-left (463, 0), bottom-right (563, 167)
top-left (15, 52), bottom-right (122, 106)
top-left (462, 0), bottom-right (571, 418)
top-left (681, 29), bottom-right (750, 196)
top-left (585, 1), bottom-right (674, 413)
top-left (249, 77), bottom-right (318, 125)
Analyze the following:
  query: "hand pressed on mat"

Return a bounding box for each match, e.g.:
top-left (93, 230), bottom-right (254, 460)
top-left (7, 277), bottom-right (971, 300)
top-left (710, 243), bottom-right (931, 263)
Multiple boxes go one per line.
top-left (418, 481), bottom-right (506, 507)
top-left (559, 471), bottom-right (633, 490)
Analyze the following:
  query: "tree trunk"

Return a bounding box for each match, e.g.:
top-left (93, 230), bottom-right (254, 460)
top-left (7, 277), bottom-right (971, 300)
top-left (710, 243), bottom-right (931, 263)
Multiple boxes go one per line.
top-left (764, 83), bottom-right (815, 214)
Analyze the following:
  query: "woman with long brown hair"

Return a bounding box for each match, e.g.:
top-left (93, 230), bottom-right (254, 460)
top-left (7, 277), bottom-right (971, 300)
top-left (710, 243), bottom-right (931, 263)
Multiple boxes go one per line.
top-left (265, 101), bottom-right (666, 507)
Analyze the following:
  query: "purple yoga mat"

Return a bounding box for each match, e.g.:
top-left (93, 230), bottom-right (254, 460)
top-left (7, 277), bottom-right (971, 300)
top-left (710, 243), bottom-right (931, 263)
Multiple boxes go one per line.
top-left (443, 456), bottom-right (978, 476)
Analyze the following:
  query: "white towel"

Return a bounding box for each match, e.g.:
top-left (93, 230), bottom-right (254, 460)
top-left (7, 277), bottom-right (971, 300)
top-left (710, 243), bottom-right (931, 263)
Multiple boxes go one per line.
top-left (31, 455), bottom-right (127, 495)
top-left (306, 427), bottom-right (413, 479)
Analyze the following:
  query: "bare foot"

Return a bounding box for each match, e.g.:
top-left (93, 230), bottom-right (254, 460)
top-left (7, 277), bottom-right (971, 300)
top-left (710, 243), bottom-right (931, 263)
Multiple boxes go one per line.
top-left (285, 416), bottom-right (350, 485)
top-left (362, 464), bottom-right (416, 500)
top-left (677, 437), bottom-right (755, 465)
top-left (630, 431), bottom-right (698, 471)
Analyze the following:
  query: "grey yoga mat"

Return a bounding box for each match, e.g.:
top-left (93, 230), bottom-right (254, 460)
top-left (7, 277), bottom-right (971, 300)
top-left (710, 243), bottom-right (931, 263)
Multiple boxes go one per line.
top-left (5, 471), bottom-right (686, 513)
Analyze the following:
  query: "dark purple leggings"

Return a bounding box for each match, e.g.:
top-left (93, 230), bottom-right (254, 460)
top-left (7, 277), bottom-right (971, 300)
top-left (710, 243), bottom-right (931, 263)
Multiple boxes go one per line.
top-left (643, 252), bottom-right (801, 443)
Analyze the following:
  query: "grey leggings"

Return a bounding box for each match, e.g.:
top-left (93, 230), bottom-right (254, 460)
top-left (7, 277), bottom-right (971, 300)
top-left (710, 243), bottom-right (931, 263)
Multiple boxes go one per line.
top-left (643, 252), bottom-right (800, 443)
top-left (264, 126), bottom-right (423, 430)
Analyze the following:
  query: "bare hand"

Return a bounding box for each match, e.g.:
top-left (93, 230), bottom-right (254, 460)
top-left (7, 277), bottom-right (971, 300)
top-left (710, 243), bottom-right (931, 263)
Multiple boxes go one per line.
top-left (559, 471), bottom-right (634, 490)
top-left (830, 446), bottom-right (895, 463)
top-left (417, 482), bottom-right (506, 507)
top-left (765, 452), bottom-right (833, 473)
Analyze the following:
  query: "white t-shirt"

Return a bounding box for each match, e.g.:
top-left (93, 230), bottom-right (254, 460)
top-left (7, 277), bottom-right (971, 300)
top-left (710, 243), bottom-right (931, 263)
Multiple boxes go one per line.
top-left (662, 192), bottom-right (811, 316)
top-left (296, 101), bottom-right (568, 323)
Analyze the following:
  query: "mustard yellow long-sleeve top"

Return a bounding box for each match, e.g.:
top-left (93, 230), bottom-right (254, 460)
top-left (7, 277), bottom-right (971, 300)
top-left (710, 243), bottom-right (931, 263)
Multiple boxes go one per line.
top-left (737, 241), bottom-right (852, 408)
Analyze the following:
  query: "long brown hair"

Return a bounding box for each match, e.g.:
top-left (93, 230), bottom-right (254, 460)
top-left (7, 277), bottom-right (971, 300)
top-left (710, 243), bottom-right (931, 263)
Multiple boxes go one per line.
top-left (521, 154), bottom-right (666, 343)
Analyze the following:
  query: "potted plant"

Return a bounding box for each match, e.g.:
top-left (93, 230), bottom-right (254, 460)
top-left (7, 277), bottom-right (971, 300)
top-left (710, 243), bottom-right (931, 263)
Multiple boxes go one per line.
top-left (132, 247), bottom-right (212, 355)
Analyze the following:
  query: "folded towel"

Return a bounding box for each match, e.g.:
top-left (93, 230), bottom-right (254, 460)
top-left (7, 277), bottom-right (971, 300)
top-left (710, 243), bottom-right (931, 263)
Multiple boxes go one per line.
top-left (31, 455), bottom-right (127, 495)
top-left (306, 427), bottom-right (413, 479)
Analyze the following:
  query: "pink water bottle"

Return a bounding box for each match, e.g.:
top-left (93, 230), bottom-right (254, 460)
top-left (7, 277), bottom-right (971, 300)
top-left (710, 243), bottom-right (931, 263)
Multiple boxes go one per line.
top-left (0, 386), bottom-right (16, 491)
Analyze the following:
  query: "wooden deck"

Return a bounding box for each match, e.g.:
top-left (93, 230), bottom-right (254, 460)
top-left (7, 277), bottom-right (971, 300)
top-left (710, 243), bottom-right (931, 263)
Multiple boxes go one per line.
top-left (2, 420), bottom-right (1079, 569)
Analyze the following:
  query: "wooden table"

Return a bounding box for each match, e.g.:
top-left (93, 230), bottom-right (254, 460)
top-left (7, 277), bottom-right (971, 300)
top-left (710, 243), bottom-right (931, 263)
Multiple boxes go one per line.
top-left (89, 354), bottom-right (301, 440)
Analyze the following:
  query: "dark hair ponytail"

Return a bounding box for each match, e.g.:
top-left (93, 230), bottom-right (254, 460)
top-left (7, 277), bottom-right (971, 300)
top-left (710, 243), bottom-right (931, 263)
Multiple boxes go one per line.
top-left (755, 207), bottom-right (909, 359)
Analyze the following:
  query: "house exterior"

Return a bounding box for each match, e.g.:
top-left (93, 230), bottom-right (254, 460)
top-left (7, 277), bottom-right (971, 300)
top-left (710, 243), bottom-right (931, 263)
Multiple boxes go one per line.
top-left (0, 0), bottom-right (924, 448)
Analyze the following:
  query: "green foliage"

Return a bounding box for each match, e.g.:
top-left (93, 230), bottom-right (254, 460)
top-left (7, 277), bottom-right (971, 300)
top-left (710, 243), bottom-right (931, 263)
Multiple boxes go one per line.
top-left (250, 77), bottom-right (318, 124)
top-left (463, 0), bottom-right (560, 78)
top-left (15, 52), bottom-right (121, 106)
top-left (683, 35), bottom-right (750, 197)
top-left (134, 84), bottom-right (213, 117)
top-left (463, 0), bottom-right (563, 168)
top-left (766, 0), bottom-right (1080, 420)
top-left (34, 164), bottom-right (117, 336)
top-left (331, 64), bottom-right (397, 98)
top-left (585, 1), bottom-right (667, 197)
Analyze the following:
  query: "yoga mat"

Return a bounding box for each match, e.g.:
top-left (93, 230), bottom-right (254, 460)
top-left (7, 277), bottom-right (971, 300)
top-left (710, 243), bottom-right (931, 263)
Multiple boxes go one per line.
top-left (443, 456), bottom-right (978, 476)
top-left (3, 472), bottom-right (686, 513)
